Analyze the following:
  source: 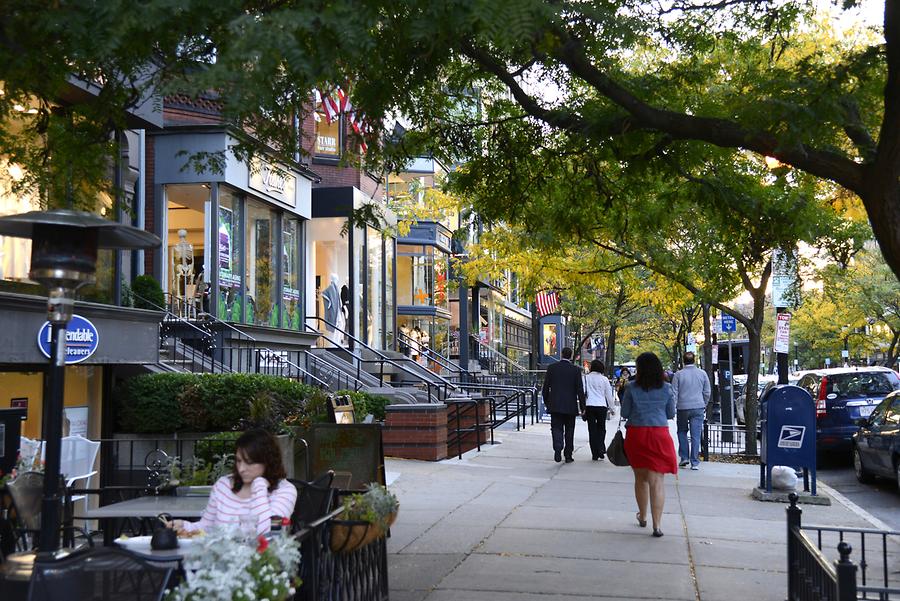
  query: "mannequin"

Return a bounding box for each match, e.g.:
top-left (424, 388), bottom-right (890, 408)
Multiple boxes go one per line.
top-left (416, 326), bottom-right (430, 366)
top-left (322, 273), bottom-right (341, 330)
top-left (172, 229), bottom-right (194, 317)
top-left (399, 323), bottom-right (412, 356)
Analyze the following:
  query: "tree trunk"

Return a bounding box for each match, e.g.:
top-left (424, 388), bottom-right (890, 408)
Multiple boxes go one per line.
top-left (886, 329), bottom-right (900, 368)
top-left (701, 304), bottom-right (719, 416)
top-left (859, 185), bottom-right (900, 284)
top-left (605, 323), bottom-right (617, 370)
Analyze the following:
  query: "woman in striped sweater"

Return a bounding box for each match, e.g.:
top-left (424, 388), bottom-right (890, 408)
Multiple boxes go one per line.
top-left (171, 429), bottom-right (297, 536)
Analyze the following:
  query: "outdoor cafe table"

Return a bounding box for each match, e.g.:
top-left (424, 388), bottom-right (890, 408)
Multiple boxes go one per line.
top-left (83, 495), bottom-right (208, 545)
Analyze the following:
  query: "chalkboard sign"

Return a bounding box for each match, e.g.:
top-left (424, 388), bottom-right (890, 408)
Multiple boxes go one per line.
top-left (294, 424), bottom-right (384, 491)
top-left (0, 408), bottom-right (27, 475)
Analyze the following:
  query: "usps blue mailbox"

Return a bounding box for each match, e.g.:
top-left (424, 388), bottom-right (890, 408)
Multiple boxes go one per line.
top-left (760, 384), bottom-right (817, 495)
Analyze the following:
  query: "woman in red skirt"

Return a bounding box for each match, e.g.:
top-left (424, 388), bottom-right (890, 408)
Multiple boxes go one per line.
top-left (621, 352), bottom-right (677, 537)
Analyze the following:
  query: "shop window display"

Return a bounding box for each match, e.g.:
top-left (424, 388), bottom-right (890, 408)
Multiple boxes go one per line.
top-left (367, 226), bottom-right (383, 347)
top-left (384, 239), bottom-right (395, 349)
top-left (281, 217), bottom-right (301, 329)
top-left (217, 188), bottom-right (243, 321)
top-left (245, 199), bottom-right (278, 327)
top-left (309, 218), bottom-right (350, 345)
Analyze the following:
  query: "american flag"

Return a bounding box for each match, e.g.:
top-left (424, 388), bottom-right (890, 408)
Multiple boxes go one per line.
top-left (535, 290), bottom-right (560, 316)
top-left (318, 87), bottom-right (369, 153)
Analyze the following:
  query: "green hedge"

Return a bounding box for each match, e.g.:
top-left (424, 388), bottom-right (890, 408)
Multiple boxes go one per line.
top-left (115, 373), bottom-right (324, 434)
top-left (336, 390), bottom-right (391, 422)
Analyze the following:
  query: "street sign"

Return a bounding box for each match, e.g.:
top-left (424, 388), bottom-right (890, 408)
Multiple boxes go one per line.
top-left (37, 314), bottom-right (100, 364)
top-left (841, 349), bottom-right (849, 358)
top-left (774, 312), bottom-right (791, 353)
top-left (712, 344), bottom-right (719, 364)
top-left (825, 358), bottom-right (832, 366)
top-left (721, 314), bottom-right (737, 332)
top-left (772, 248), bottom-right (798, 308)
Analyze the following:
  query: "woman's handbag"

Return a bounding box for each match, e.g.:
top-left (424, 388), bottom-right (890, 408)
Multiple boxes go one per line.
top-left (607, 419), bottom-right (629, 466)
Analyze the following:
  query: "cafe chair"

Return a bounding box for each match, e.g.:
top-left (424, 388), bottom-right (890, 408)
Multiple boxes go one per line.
top-left (28, 546), bottom-right (173, 601)
top-left (18, 437), bottom-right (44, 470)
top-left (7, 472), bottom-right (93, 552)
top-left (289, 470), bottom-right (335, 530)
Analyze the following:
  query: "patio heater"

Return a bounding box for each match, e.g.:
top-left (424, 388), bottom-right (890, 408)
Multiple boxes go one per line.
top-left (0, 209), bottom-right (160, 555)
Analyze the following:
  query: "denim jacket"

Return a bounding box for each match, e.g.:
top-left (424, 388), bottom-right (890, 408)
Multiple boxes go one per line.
top-left (621, 382), bottom-right (676, 427)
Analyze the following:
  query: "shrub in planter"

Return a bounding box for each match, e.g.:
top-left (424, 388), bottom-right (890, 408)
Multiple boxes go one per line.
top-left (115, 373), bottom-right (325, 434)
top-left (131, 275), bottom-right (165, 310)
top-left (194, 431), bottom-right (242, 464)
top-left (330, 484), bottom-right (399, 553)
top-left (335, 390), bottom-right (391, 422)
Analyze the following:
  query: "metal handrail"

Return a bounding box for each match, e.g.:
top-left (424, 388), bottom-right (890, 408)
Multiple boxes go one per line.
top-left (302, 350), bottom-right (370, 392)
top-left (469, 334), bottom-right (529, 373)
top-left (396, 330), bottom-right (468, 378)
top-left (305, 317), bottom-right (458, 399)
top-left (256, 348), bottom-right (329, 389)
top-left (163, 292), bottom-right (257, 344)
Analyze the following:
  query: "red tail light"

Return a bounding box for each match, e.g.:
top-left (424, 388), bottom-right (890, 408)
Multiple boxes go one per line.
top-left (816, 376), bottom-right (828, 419)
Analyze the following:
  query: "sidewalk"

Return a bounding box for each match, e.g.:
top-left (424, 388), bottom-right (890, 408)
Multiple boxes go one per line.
top-left (385, 418), bottom-right (884, 601)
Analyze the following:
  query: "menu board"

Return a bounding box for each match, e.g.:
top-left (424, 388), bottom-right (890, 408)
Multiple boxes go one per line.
top-left (299, 424), bottom-right (385, 492)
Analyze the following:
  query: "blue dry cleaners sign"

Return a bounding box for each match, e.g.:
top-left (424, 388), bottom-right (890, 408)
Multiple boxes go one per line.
top-left (36, 314), bottom-right (100, 364)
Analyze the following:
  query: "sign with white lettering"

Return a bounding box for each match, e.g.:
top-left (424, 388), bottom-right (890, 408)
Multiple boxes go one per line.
top-left (774, 312), bottom-right (791, 354)
top-left (249, 158), bottom-right (296, 207)
top-left (37, 314), bottom-right (100, 364)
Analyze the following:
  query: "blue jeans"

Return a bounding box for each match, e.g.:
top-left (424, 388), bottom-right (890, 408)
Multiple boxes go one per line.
top-left (677, 408), bottom-right (704, 466)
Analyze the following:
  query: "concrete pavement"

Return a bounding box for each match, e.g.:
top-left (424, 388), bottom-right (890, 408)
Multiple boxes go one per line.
top-left (384, 418), bottom-right (891, 601)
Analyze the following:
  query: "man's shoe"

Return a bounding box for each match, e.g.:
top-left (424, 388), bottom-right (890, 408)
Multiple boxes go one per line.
top-left (679, 460), bottom-right (690, 468)
top-left (564, 456), bottom-right (574, 463)
top-left (554, 451), bottom-right (562, 462)
top-left (690, 464), bottom-right (699, 471)
top-left (592, 455), bottom-right (599, 461)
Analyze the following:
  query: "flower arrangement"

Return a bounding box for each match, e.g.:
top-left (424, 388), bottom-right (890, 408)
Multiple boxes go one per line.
top-left (0, 452), bottom-right (45, 487)
top-left (341, 483), bottom-right (399, 531)
top-left (163, 453), bottom-right (234, 488)
top-left (167, 525), bottom-right (301, 601)
top-left (330, 483), bottom-right (399, 553)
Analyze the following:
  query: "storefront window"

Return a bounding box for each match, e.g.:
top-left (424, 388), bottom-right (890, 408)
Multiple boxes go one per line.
top-left (217, 187), bottom-right (243, 321)
top-left (384, 238), bottom-right (395, 350)
top-left (397, 315), bottom-right (450, 366)
top-left (166, 184), bottom-right (209, 315)
top-left (355, 226), bottom-right (365, 342)
top-left (309, 217), bottom-right (350, 345)
top-left (397, 244), bottom-right (434, 306)
top-left (245, 198), bottom-right (277, 326)
top-left (282, 217), bottom-right (302, 330)
top-left (433, 252), bottom-right (449, 311)
top-left (543, 323), bottom-right (558, 358)
top-left (366, 226), bottom-right (383, 347)
top-left (314, 91), bottom-right (342, 159)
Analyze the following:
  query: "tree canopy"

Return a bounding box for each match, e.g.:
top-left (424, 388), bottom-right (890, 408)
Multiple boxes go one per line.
top-left (2, 0), bottom-right (898, 281)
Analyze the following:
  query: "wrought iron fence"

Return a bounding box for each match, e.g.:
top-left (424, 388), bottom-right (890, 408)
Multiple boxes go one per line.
top-left (702, 421), bottom-right (760, 459)
top-left (295, 506), bottom-right (389, 601)
top-left (787, 493), bottom-right (900, 600)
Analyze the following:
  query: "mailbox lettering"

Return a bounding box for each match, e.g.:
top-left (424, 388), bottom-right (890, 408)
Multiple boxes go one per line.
top-left (777, 425), bottom-right (805, 449)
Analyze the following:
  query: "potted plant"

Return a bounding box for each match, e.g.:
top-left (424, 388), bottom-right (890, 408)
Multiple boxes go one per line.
top-left (329, 483), bottom-right (399, 553)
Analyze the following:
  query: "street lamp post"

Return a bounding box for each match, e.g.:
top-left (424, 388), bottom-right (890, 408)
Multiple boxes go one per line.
top-left (793, 341), bottom-right (799, 372)
top-left (0, 210), bottom-right (159, 556)
top-left (841, 325), bottom-right (850, 367)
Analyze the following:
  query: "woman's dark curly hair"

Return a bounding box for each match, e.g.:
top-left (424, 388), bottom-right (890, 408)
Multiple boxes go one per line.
top-left (589, 359), bottom-right (605, 374)
top-left (231, 429), bottom-right (286, 493)
top-left (634, 352), bottom-right (665, 391)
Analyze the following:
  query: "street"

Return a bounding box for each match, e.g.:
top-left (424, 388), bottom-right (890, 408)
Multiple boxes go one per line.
top-left (818, 455), bottom-right (900, 531)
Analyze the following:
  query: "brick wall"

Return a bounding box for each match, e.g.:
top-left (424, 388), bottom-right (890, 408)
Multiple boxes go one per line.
top-left (383, 404), bottom-right (448, 461)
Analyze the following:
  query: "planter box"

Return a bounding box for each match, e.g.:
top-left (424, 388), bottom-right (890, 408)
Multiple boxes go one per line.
top-left (287, 424), bottom-right (385, 490)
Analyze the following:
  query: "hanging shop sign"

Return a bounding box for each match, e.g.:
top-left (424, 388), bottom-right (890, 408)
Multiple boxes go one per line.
top-left (249, 158), bottom-right (296, 207)
top-left (37, 314), bottom-right (100, 364)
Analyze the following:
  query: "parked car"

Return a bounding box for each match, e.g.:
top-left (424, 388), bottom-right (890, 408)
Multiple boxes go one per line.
top-left (852, 390), bottom-right (900, 489)
top-left (796, 367), bottom-right (900, 452)
top-left (735, 374), bottom-right (780, 425)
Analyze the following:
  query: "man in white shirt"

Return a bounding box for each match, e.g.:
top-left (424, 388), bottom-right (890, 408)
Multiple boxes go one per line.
top-left (671, 352), bottom-right (711, 470)
top-left (583, 359), bottom-right (616, 461)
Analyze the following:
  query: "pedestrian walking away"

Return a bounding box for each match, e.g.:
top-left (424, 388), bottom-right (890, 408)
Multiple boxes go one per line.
top-left (621, 352), bottom-right (677, 537)
top-left (671, 351), bottom-right (710, 470)
top-left (583, 359), bottom-right (616, 461)
top-left (542, 347), bottom-right (586, 463)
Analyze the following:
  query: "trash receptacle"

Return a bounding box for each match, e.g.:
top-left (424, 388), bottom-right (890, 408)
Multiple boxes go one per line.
top-left (760, 384), bottom-right (817, 494)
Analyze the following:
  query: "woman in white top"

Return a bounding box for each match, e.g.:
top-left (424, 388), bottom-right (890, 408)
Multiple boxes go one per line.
top-left (583, 359), bottom-right (616, 460)
top-left (170, 429), bottom-right (297, 536)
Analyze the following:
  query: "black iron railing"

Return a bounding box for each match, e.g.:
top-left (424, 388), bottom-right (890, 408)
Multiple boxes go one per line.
top-left (295, 506), bottom-right (389, 601)
top-left (445, 398), bottom-right (489, 459)
top-left (702, 421), bottom-right (760, 460)
top-left (787, 493), bottom-right (899, 600)
top-left (396, 330), bottom-right (470, 383)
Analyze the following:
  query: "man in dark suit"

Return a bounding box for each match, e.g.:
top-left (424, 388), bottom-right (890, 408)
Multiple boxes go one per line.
top-left (542, 347), bottom-right (586, 463)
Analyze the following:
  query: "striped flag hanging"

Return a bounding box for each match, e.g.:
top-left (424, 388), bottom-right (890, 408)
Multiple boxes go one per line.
top-left (535, 290), bottom-right (560, 316)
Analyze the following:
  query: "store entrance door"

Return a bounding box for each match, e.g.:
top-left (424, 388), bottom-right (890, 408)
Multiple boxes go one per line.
top-left (165, 185), bottom-right (210, 318)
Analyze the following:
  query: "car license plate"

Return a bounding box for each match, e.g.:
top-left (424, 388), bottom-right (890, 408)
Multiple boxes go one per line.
top-left (859, 405), bottom-right (875, 417)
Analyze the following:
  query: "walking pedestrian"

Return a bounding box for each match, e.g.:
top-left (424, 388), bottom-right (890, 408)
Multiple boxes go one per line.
top-left (616, 367), bottom-right (633, 402)
top-left (541, 347), bottom-right (586, 463)
top-left (671, 351), bottom-right (710, 471)
top-left (583, 359), bottom-right (615, 460)
top-left (621, 352), bottom-right (677, 537)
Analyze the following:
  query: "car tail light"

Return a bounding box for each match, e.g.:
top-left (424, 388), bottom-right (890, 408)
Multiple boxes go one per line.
top-left (816, 376), bottom-right (828, 419)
